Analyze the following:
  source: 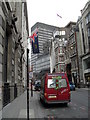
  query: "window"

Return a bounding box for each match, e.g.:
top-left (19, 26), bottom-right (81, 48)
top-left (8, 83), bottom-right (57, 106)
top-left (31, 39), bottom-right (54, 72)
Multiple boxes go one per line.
top-left (47, 79), bottom-right (56, 88)
top-left (86, 16), bottom-right (88, 24)
top-left (59, 56), bottom-right (64, 61)
top-left (58, 79), bottom-right (67, 88)
top-left (62, 31), bottom-right (65, 35)
top-left (88, 28), bottom-right (90, 37)
top-left (60, 65), bottom-right (65, 72)
top-left (60, 31), bottom-right (65, 35)
top-left (86, 13), bottom-right (90, 24)
top-left (89, 13), bottom-right (90, 22)
top-left (60, 31), bottom-right (62, 35)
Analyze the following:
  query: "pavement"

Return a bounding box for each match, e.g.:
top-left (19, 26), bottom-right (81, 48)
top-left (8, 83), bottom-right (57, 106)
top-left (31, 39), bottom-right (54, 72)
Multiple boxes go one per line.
top-left (0, 87), bottom-right (89, 119)
top-left (76, 87), bottom-right (90, 91)
top-left (1, 90), bottom-right (36, 119)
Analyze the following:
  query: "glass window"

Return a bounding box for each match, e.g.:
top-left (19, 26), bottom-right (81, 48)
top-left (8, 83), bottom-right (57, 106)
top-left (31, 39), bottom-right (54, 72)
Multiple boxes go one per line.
top-left (86, 16), bottom-right (88, 24)
top-left (60, 48), bottom-right (63, 53)
top-left (62, 31), bottom-right (65, 35)
top-left (88, 13), bottom-right (90, 22)
top-left (58, 79), bottom-right (67, 88)
top-left (88, 28), bottom-right (90, 37)
top-left (86, 13), bottom-right (90, 24)
top-left (60, 31), bottom-right (62, 35)
top-left (47, 79), bottom-right (56, 88)
top-left (60, 65), bottom-right (65, 72)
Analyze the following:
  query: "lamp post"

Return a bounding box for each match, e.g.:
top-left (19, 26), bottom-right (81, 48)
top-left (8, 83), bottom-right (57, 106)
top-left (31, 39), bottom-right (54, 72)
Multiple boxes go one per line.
top-left (27, 48), bottom-right (29, 120)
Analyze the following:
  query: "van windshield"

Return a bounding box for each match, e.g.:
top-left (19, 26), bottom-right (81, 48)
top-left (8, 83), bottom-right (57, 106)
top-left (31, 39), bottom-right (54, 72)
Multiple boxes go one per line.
top-left (58, 79), bottom-right (67, 88)
top-left (47, 79), bottom-right (56, 88)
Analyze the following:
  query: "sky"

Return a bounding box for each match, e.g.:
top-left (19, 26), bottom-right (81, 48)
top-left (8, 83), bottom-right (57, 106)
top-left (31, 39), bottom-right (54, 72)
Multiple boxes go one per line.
top-left (27, 0), bottom-right (88, 35)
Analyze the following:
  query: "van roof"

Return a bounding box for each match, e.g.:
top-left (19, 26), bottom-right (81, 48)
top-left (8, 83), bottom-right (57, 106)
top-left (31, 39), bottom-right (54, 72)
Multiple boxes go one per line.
top-left (47, 73), bottom-right (66, 77)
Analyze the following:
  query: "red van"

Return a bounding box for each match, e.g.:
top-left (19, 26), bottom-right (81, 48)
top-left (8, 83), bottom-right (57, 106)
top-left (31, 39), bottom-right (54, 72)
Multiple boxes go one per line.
top-left (40, 73), bottom-right (71, 105)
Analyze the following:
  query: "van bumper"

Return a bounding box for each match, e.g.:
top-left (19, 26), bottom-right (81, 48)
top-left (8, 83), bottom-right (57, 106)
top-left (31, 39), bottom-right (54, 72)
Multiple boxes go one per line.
top-left (44, 99), bottom-right (70, 104)
top-left (40, 94), bottom-right (71, 104)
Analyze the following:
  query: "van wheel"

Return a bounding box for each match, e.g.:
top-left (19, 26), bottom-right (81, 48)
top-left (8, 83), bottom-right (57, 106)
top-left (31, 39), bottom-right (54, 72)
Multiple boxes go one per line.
top-left (40, 97), bottom-right (43, 103)
top-left (64, 103), bottom-right (68, 107)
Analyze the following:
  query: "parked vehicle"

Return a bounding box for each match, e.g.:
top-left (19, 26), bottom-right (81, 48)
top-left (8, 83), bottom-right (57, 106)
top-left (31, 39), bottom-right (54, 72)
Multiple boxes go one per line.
top-left (34, 80), bottom-right (41, 91)
top-left (40, 73), bottom-right (71, 105)
top-left (69, 81), bottom-right (75, 91)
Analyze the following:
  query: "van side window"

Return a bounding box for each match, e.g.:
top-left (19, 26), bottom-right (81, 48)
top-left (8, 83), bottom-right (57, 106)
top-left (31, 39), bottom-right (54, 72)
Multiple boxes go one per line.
top-left (58, 79), bottom-right (67, 88)
top-left (48, 79), bottom-right (56, 88)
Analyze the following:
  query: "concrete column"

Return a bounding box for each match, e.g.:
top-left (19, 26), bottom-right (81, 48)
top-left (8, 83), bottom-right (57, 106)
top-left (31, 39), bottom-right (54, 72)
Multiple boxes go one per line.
top-left (7, 35), bottom-right (14, 101)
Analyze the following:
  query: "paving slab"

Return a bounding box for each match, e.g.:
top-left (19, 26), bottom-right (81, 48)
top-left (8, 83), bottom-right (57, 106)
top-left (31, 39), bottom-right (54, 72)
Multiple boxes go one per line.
top-left (18, 109), bottom-right (35, 118)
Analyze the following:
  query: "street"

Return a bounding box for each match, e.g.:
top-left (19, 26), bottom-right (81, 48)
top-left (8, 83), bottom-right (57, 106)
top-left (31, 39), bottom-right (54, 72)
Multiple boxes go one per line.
top-left (2, 88), bottom-right (89, 119)
top-left (29, 88), bottom-right (88, 118)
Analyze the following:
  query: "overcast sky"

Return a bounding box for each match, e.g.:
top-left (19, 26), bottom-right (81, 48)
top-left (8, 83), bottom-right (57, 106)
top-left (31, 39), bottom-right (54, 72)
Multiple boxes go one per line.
top-left (27, 0), bottom-right (88, 35)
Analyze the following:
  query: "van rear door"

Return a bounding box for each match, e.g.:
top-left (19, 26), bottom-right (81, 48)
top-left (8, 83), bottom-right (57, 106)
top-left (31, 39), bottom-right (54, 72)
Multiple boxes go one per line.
top-left (45, 77), bottom-right (58, 101)
top-left (57, 77), bottom-right (70, 101)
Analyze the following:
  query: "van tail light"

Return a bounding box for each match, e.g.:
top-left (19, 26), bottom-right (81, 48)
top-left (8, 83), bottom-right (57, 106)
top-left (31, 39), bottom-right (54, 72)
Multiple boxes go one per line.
top-left (44, 93), bottom-right (47, 96)
top-left (68, 91), bottom-right (71, 99)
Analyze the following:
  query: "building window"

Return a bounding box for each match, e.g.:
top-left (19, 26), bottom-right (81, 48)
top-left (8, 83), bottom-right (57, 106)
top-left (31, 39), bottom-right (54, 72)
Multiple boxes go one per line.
top-left (81, 22), bottom-right (85, 53)
top-left (89, 13), bottom-right (90, 23)
top-left (86, 16), bottom-right (88, 24)
top-left (62, 31), bottom-right (65, 35)
top-left (60, 31), bottom-right (65, 35)
top-left (59, 56), bottom-right (64, 62)
top-left (60, 48), bottom-right (63, 53)
top-left (89, 38), bottom-right (90, 51)
top-left (86, 13), bottom-right (90, 24)
top-left (88, 28), bottom-right (90, 37)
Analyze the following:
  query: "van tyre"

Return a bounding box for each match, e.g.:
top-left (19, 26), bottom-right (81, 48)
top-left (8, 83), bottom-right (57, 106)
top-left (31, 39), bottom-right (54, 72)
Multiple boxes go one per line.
top-left (40, 97), bottom-right (44, 104)
top-left (64, 103), bottom-right (68, 107)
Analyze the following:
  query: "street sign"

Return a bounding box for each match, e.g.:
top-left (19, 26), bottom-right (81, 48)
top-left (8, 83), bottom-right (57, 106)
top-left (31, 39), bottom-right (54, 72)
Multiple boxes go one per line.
top-left (29, 72), bottom-right (33, 79)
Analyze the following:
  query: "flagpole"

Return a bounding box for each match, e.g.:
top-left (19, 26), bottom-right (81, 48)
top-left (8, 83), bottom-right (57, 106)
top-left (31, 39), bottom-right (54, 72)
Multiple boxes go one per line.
top-left (57, 13), bottom-right (62, 19)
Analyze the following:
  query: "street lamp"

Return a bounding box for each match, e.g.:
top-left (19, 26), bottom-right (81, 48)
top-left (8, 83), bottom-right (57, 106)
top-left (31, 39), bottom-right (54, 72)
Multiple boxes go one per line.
top-left (27, 48), bottom-right (29, 120)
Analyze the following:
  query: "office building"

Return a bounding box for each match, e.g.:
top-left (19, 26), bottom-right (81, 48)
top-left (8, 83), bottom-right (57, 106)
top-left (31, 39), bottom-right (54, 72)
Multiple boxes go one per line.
top-left (77, 0), bottom-right (90, 87)
top-left (31, 22), bottom-right (61, 75)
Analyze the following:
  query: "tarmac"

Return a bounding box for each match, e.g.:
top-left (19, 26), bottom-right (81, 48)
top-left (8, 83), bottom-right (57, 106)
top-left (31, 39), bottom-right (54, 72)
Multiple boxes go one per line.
top-left (0, 87), bottom-right (90, 119)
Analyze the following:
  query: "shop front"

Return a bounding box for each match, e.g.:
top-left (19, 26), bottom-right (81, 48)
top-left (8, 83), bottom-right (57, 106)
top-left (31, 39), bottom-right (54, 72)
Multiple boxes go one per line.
top-left (84, 72), bottom-right (90, 87)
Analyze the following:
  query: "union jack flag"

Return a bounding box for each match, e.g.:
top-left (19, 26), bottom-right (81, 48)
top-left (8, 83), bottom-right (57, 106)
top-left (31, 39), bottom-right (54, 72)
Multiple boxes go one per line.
top-left (29, 32), bottom-right (39, 54)
top-left (29, 32), bottom-right (37, 43)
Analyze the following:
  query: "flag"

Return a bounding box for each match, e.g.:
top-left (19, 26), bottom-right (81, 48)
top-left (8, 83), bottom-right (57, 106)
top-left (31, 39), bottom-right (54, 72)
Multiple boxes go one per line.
top-left (30, 32), bottom-right (39, 54)
top-left (57, 14), bottom-right (62, 18)
top-left (29, 32), bottom-right (37, 43)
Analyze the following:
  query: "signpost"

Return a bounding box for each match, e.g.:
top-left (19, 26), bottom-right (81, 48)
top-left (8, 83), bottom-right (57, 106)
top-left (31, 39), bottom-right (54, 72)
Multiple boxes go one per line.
top-left (29, 71), bottom-right (33, 97)
top-left (27, 48), bottom-right (29, 120)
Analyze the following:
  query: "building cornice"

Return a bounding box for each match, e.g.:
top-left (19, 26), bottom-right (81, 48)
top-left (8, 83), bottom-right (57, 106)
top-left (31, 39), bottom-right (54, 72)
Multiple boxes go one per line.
top-left (81, 1), bottom-right (90, 16)
top-left (80, 51), bottom-right (90, 58)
